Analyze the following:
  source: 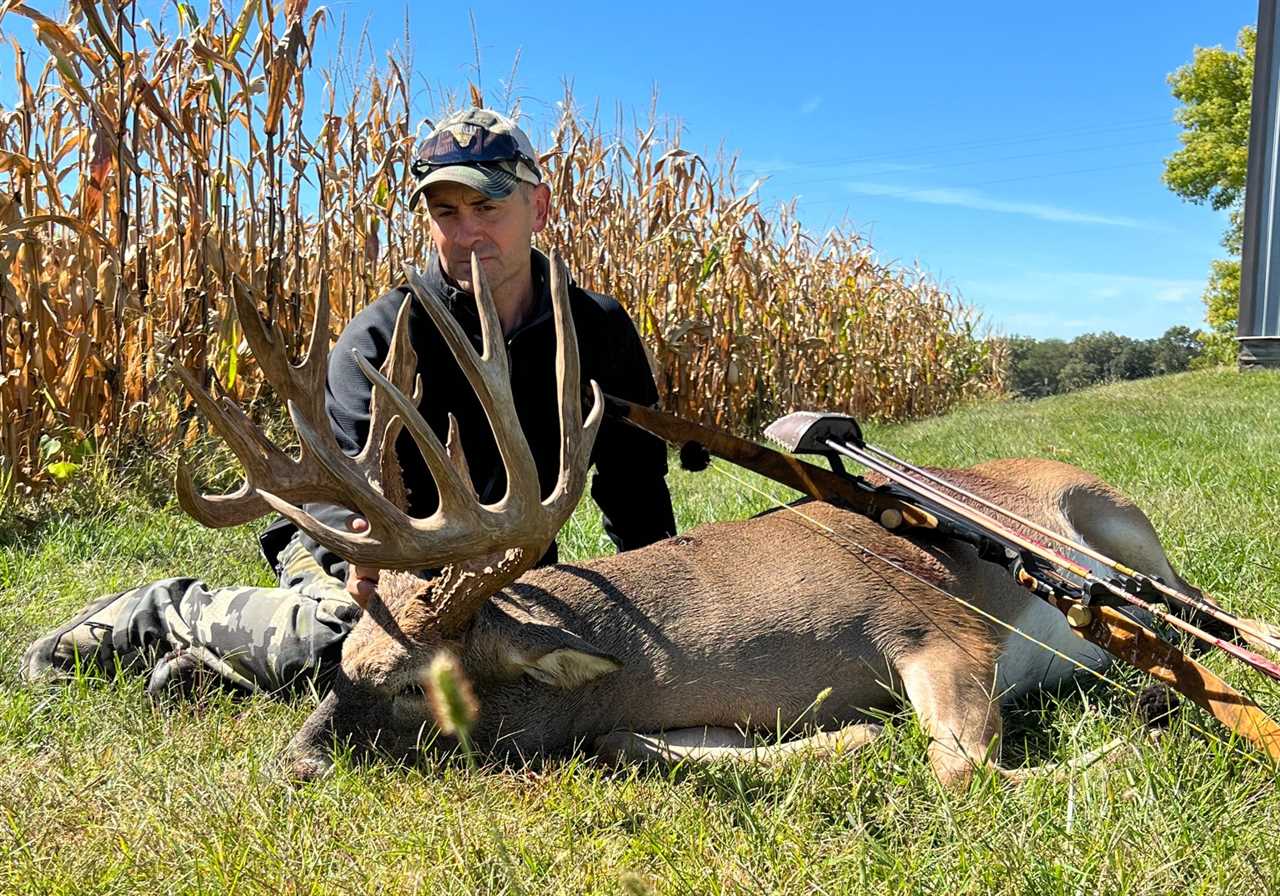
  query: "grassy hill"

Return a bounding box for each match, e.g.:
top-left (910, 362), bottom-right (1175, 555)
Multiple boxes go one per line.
top-left (2, 369), bottom-right (1279, 895)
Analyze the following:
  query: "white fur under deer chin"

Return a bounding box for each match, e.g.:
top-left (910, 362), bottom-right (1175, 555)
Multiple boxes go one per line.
top-left (995, 596), bottom-right (1115, 702)
top-left (993, 530), bottom-right (1153, 703)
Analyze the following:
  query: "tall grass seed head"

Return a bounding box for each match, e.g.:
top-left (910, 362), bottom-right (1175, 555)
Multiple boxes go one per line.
top-left (424, 650), bottom-right (479, 736)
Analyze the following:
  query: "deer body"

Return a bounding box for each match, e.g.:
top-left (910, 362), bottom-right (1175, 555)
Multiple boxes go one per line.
top-left (291, 458), bottom-right (1187, 785)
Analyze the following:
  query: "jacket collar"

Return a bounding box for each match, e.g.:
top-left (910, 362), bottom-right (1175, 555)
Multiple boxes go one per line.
top-left (420, 249), bottom-right (556, 343)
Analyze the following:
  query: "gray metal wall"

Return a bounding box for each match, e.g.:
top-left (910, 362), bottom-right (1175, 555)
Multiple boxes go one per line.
top-left (1239, 0), bottom-right (1280, 366)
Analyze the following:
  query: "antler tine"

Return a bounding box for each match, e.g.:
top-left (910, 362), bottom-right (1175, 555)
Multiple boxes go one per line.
top-left (354, 294), bottom-right (419, 512)
top-left (171, 361), bottom-right (288, 527)
top-left (172, 275), bottom-right (350, 529)
top-left (229, 274), bottom-right (328, 426)
top-left (301, 269), bottom-right (332, 380)
top-left (467, 252), bottom-right (543, 512)
top-left (470, 249), bottom-right (509, 380)
top-left (350, 350), bottom-right (480, 522)
top-left (404, 260), bottom-right (540, 513)
top-left (261, 398), bottom-right (451, 569)
top-left (444, 413), bottom-right (474, 498)
top-left (175, 457), bottom-right (271, 526)
top-left (545, 251), bottom-right (604, 516)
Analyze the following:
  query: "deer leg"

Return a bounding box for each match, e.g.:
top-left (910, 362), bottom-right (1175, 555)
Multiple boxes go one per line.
top-left (593, 723), bottom-right (883, 766)
top-left (894, 645), bottom-right (1005, 788)
top-left (897, 641), bottom-right (1137, 786)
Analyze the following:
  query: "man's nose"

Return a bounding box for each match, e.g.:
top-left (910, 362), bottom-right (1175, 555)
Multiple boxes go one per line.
top-left (454, 212), bottom-right (485, 246)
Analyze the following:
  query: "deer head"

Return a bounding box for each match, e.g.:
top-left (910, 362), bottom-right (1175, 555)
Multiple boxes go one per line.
top-left (174, 250), bottom-right (603, 778)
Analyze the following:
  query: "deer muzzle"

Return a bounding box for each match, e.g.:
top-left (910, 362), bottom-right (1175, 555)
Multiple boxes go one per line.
top-left (284, 665), bottom-right (451, 782)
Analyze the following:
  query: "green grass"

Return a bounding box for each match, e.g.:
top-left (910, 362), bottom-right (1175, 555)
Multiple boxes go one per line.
top-left (3, 368), bottom-right (1280, 895)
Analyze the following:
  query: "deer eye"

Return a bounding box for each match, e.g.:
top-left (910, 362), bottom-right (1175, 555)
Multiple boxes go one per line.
top-left (396, 681), bottom-right (427, 699)
top-left (392, 684), bottom-right (429, 722)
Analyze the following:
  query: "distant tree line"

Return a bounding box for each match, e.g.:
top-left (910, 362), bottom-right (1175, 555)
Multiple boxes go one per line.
top-left (1005, 327), bottom-right (1205, 399)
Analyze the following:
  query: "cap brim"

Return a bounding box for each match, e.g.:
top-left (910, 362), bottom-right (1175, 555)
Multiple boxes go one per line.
top-left (408, 164), bottom-right (519, 209)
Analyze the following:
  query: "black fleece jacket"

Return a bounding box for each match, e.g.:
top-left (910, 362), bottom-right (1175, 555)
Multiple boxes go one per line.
top-left (259, 250), bottom-right (677, 579)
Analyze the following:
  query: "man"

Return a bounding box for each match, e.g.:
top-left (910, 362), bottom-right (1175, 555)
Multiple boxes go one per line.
top-left (22, 108), bottom-right (677, 694)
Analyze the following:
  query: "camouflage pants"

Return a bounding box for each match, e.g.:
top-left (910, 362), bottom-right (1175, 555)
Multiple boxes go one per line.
top-left (110, 535), bottom-right (361, 694)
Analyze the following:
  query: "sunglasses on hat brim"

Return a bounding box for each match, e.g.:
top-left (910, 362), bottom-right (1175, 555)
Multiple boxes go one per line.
top-left (411, 128), bottom-right (539, 178)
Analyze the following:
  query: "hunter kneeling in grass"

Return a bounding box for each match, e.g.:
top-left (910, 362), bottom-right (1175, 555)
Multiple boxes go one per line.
top-left (21, 108), bottom-right (676, 695)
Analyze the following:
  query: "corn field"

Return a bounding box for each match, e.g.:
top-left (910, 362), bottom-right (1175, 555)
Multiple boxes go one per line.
top-left (0, 0), bottom-right (1004, 494)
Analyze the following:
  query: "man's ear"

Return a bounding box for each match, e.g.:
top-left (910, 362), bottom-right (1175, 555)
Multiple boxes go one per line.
top-left (529, 182), bottom-right (552, 233)
top-left (466, 604), bottom-right (622, 689)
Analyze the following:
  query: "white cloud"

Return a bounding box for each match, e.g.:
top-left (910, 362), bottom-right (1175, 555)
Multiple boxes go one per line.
top-left (845, 182), bottom-right (1155, 229)
top-left (799, 96), bottom-right (822, 116)
top-left (1153, 284), bottom-right (1197, 303)
top-left (1051, 271), bottom-right (1202, 305)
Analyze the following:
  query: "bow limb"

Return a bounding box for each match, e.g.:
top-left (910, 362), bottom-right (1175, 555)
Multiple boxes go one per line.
top-left (1047, 595), bottom-right (1280, 761)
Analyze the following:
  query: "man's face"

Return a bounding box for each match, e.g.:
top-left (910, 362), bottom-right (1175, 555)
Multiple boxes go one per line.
top-left (424, 180), bottom-right (551, 296)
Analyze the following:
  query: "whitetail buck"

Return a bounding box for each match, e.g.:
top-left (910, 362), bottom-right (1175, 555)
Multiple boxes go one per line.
top-left (177, 252), bottom-right (1206, 786)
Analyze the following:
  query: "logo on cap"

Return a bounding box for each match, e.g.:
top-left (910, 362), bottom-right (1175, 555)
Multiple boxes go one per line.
top-left (446, 124), bottom-right (479, 148)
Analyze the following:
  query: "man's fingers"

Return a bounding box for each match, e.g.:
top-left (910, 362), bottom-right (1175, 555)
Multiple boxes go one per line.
top-left (346, 568), bottom-right (379, 608)
top-left (351, 564), bottom-right (381, 583)
top-left (347, 575), bottom-right (378, 608)
top-left (345, 555), bottom-right (378, 611)
top-left (343, 516), bottom-right (378, 608)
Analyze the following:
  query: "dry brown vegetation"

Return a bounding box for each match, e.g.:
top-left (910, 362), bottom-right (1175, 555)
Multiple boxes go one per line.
top-left (0, 0), bottom-right (1004, 493)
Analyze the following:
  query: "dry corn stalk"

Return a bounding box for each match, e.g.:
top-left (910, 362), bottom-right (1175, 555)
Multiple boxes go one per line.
top-left (0, 3), bottom-right (1003, 494)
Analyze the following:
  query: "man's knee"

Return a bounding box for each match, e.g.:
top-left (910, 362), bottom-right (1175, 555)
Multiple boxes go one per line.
top-left (191, 585), bottom-right (361, 692)
top-left (24, 577), bottom-right (362, 695)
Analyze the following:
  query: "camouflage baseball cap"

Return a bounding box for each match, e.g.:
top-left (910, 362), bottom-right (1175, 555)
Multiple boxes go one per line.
top-left (409, 108), bottom-right (542, 209)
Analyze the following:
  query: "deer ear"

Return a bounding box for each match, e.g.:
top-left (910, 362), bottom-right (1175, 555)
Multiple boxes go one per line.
top-left (468, 604), bottom-right (623, 688)
top-left (517, 646), bottom-right (622, 689)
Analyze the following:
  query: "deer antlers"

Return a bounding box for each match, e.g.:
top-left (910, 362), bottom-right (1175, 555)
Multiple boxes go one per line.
top-left (174, 251), bottom-right (603, 578)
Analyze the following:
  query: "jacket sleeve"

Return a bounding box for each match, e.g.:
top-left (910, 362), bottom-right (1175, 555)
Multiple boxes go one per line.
top-left (325, 292), bottom-right (402, 457)
top-left (588, 301), bottom-right (677, 552)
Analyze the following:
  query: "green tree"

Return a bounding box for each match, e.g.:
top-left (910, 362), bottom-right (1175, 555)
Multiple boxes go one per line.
top-left (1151, 325), bottom-right (1204, 373)
top-left (1056, 357), bottom-right (1101, 393)
top-left (1071, 331), bottom-right (1131, 377)
top-left (1164, 26), bottom-right (1254, 359)
top-left (1006, 328), bottom-right (1205, 399)
top-left (1109, 339), bottom-right (1155, 380)
top-left (1006, 337), bottom-right (1072, 398)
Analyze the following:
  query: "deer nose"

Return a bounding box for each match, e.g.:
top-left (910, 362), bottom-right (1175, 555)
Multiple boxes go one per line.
top-left (288, 750), bottom-right (334, 783)
top-left (282, 689), bottom-right (341, 783)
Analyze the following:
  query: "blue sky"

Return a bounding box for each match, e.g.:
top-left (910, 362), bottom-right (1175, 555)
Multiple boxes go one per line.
top-left (0, 1), bottom-right (1257, 339)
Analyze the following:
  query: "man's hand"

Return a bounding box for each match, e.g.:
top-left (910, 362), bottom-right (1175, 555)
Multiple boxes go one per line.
top-left (344, 515), bottom-right (381, 608)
